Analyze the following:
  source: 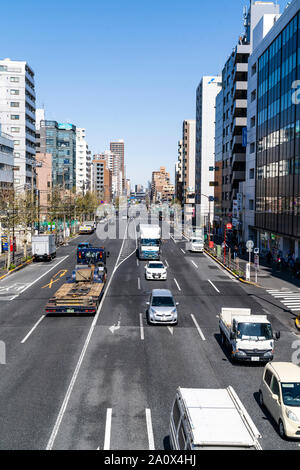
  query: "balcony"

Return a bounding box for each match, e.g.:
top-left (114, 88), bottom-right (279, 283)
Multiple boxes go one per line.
top-left (232, 135), bottom-right (243, 150)
top-left (231, 171), bottom-right (245, 184)
top-left (233, 117), bottom-right (247, 128)
top-left (233, 81), bottom-right (248, 100)
top-left (232, 99), bottom-right (247, 117)
top-left (232, 153), bottom-right (246, 167)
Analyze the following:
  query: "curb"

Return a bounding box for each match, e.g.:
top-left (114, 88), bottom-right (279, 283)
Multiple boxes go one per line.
top-left (0, 257), bottom-right (33, 281)
top-left (204, 249), bottom-right (261, 288)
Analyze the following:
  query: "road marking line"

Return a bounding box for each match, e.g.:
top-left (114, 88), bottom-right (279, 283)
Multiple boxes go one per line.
top-left (46, 224), bottom-right (129, 450)
top-left (165, 259), bottom-right (169, 267)
top-left (140, 313), bottom-right (144, 340)
top-left (103, 408), bottom-right (112, 450)
top-left (18, 256), bottom-right (69, 295)
top-left (191, 260), bottom-right (198, 269)
top-left (145, 409), bottom-right (155, 450)
top-left (191, 314), bottom-right (206, 341)
top-left (137, 259), bottom-right (139, 267)
top-left (138, 277), bottom-right (141, 290)
top-left (174, 278), bottom-right (181, 291)
top-left (208, 279), bottom-right (220, 293)
top-left (21, 315), bottom-right (46, 344)
top-left (180, 248), bottom-right (185, 254)
top-left (168, 327), bottom-right (174, 335)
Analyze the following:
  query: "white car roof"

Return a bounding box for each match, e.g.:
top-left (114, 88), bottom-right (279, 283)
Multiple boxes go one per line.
top-left (179, 388), bottom-right (258, 447)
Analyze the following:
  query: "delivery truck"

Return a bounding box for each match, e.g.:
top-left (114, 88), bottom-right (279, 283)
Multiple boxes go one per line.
top-left (219, 308), bottom-right (280, 363)
top-left (170, 386), bottom-right (262, 450)
top-left (138, 224), bottom-right (161, 260)
top-left (45, 265), bottom-right (106, 315)
top-left (32, 234), bottom-right (56, 262)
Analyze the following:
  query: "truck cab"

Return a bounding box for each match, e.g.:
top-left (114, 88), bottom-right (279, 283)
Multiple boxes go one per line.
top-left (138, 224), bottom-right (161, 260)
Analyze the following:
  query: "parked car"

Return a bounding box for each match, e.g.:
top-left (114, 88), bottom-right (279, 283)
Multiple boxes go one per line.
top-left (146, 289), bottom-right (178, 325)
top-left (145, 261), bottom-right (167, 281)
top-left (259, 362), bottom-right (300, 439)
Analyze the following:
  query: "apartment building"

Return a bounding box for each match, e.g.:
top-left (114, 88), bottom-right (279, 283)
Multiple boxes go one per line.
top-left (151, 167), bottom-right (170, 202)
top-left (182, 120), bottom-right (196, 205)
top-left (94, 151), bottom-right (121, 197)
top-left (92, 157), bottom-right (112, 203)
top-left (76, 128), bottom-right (91, 193)
top-left (214, 89), bottom-right (224, 229)
top-left (0, 58), bottom-right (36, 188)
top-left (175, 140), bottom-right (183, 203)
top-left (35, 153), bottom-right (52, 220)
top-left (220, 1), bottom-right (279, 238)
top-left (110, 140), bottom-right (125, 193)
top-left (195, 76), bottom-right (222, 221)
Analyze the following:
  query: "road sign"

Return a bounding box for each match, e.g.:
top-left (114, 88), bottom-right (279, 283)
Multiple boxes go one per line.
top-left (226, 223), bottom-right (232, 230)
top-left (254, 248), bottom-right (259, 255)
top-left (254, 254), bottom-right (259, 269)
top-left (246, 240), bottom-right (254, 250)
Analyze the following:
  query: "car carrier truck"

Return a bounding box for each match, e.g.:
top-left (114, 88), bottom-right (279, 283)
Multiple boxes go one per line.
top-left (45, 264), bottom-right (106, 315)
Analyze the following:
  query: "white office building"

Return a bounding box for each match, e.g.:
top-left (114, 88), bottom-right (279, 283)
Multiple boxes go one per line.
top-left (195, 76), bottom-right (222, 221)
top-left (76, 128), bottom-right (91, 193)
top-left (0, 58), bottom-right (36, 188)
top-left (0, 124), bottom-right (14, 190)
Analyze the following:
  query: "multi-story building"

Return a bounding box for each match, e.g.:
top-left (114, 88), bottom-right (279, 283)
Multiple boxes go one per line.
top-left (195, 76), bottom-right (222, 222)
top-left (35, 153), bottom-right (52, 220)
top-left (182, 120), bottom-right (196, 205)
top-left (220, 1), bottom-right (279, 238)
top-left (244, 0), bottom-right (300, 258)
top-left (37, 120), bottom-right (76, 191)
top-left (151, 167), bottom-right (170, 202)
top-left (76, 128), bottom-right (91, 193)
top-left (110, 140), bottom-right (125, 192)
top-left (92, 157), bottom-right (112, 203)
top-left (0, 58), bottom-right (36, 188)
top-left (175, 140), bottom-right (183, 203)
top-left (126, 179), bottom-right (131, 197)
top-left (94, 151), bottom-right (121, 197)
top-left (0, 124), bottom-right (14, 191)
top-left (214, 89), bottom-right (224, 230)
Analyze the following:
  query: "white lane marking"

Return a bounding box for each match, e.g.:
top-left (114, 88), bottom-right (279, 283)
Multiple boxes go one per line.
top-left (208, 279), bottom-right (220, 294)
top-left (165, 259), bottom-right (169, 267)
top-left (21, 315), bottom-right (46, 344)
top-left (180, 248), bottom-right (185, 254)
top-left (191, 260), bottom-right (198, 269)
top-left (191, 314), bottom-right (206, 341)
top-left (46, 224), bottom-right (129, 450)
top-left (174, 278), bottom-right (181, 291)
top-left (168, 327), bottom-right (174, 335)
top-left (138, 277), bottom-right (141, 290)
top-left (18, 256), bottom-right (69, 295)
top-left (145, 409), bottom-right (155, 450)
top-left (140, 313), bottom-right (144, 340)
top-left (137, 259), bottom-right (139, 267)
top-left (103, 408), bottom-right (112, 450)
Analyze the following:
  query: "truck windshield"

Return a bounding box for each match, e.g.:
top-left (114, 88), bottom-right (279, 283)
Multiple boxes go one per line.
top-left (192, 239), bottom-right (203, 243)
top-left (152, 296), bottom-right (175, 307)
top-left (281, 383), bottom-right (300, 407)
top-left (237, 322), bottom-right (273, 340)
top-left (141, 239), bottom-right (160, 246)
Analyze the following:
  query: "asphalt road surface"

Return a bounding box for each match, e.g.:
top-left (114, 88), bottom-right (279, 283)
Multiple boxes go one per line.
top-left (0, 217), bottom-right (299, 450)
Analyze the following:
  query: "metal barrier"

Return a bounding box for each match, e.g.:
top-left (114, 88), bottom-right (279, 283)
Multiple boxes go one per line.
top-left (205, 243), bottom-right (246, 279)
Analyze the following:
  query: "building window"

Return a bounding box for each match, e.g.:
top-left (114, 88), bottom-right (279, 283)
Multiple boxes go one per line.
top-left (10, 89), bottom-right (20, 95)
top-left (251, 90), bottom-right (256, 102)
top-left (249, 168), bottom-right (255, 179)
top-left (11, 115), bottom-right (20, 120)
top-left (251, 64), bottom-right (256, 76)
top-left (250, 116), bottom-right (256, 128)
top-left (10, 102), bottom-right (20, 107)
top-left (249, 199), bottom-right (254, 210)
top-left (250, 143), bottom-right (255, 154)
top-left (11, 128), bottom-right (20, 133)
top-left (10, 77), bottom-right (20, 83)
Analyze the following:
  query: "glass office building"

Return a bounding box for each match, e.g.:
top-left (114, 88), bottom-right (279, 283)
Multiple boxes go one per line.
top-left (37, 121), bottom-right (76, 190)
top-left (255, 6), bottom-right (300, 254)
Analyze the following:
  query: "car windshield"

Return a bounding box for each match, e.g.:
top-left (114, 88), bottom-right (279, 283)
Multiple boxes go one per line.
top-left (142, 239), bottom-right (160, 246)
top-left (237, 322), bottom-right (273, 340)
top-left (192, 239), bottom-right (203, 243)
top-left (281, 383), bottom-right (300, 407)
top-left (152, 296), bottom-right (175, 307)
top-left (148, 263), bottom-right (164, 269)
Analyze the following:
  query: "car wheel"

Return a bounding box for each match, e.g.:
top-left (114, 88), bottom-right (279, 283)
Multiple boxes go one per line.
top-left (259, 390), bottom-right (264, 408)
top-left (279, 420), bottom-right (286, 439)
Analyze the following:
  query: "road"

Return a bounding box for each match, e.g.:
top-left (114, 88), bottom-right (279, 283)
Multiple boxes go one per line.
top-left (0, 217), bottom-right (299, 450)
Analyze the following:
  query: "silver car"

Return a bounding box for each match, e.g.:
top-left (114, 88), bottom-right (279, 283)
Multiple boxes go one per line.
top-left (146, 289), bottom-right (178, 325)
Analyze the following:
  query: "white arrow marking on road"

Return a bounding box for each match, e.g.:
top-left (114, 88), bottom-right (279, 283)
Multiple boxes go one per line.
top-left (109, 320), bottom-right (121, 334)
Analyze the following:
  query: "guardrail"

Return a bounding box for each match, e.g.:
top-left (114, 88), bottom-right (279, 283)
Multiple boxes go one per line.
top-left (0, 249), bottom-right (32, 271)
top-left (205, 243), bottom-right (246, 279)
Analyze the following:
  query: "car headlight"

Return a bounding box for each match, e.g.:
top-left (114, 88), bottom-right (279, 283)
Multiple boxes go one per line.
top-left (286, 409), bottom-right (299, 422)
top-left (263, 351), bottom-right (273, 357)
top-left (171, 309), bottom-right (177, 315)
top-left (237, 350), bottom-right (246, 356)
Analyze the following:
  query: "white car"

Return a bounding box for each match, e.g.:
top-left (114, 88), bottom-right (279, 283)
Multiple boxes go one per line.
top-left (145, 261), bottom-right (167, 281)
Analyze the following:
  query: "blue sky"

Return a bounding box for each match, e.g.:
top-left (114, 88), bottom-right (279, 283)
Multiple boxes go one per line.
top-left (2, 0), bottom-right (288, 187)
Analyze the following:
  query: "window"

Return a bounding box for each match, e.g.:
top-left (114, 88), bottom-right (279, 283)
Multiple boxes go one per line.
top-left (14, 140), bottom-right (20, 146)
top-left (249, 168), bottom-right (255, 179)
top-left (251, 90), bottom-right (256, 102)
top-left (250, 143), bottom-right (255, 154)
top-left (10, 77), bottom-right (20, 83)
top-left (271, 377), bottom-right (280, 397)
top-left (251, 63), bottom-right (257, 76)
top-left (11, 127), bottom-right (20, 133)
top-left (249, 200), bottom-right (254, 210)
top-left (251, 116), bottom-right (256, 128)
top-left (10, 102), bottom-right (19, 107)
top-left (264, 369), bottom-right (273, 388)
top-left (178, 424), bottom-right (187, 450)
top-left (11, 115), bottom-right (20, 120)
top-left (10, 89), bottom-right (19, 95)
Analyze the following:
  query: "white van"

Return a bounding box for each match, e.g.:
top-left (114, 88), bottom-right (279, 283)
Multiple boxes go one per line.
top-left (169, 387), bottom-right (262, 450)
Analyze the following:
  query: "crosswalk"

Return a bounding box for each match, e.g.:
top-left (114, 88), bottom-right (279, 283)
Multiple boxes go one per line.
top-left (267, 289), bottom-right (300, 311)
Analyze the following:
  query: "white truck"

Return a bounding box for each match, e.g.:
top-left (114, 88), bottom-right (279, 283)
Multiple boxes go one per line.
top-left (32, 234), bottom-right (56, 262)
top-left (219, 308), bottom-right (280, 363)
top-left (170, 387), bottom-right (262, 450)
top-left (138, 224), bottom-right (161, 260)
